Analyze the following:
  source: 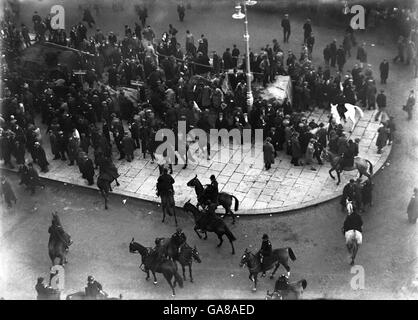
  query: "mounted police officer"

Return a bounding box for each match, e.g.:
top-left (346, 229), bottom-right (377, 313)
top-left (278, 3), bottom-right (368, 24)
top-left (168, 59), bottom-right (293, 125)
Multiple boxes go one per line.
top-left (259, 234), bottom-right (272, 277)
top-left (341, 179), bottom-right (356, 211)
top-left (342, 208), bottom-right (363, 247)
top-left (171, 228), bottom-right (187, 254)
top-left (204, 175), bottom-right (218, 207)
top-left (85, 275), bottom-right (107, 299)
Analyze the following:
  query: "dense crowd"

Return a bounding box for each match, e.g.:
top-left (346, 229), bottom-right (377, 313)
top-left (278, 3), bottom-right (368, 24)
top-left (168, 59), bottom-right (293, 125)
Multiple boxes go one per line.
top-left (0, 4), bottom-right (416, 196)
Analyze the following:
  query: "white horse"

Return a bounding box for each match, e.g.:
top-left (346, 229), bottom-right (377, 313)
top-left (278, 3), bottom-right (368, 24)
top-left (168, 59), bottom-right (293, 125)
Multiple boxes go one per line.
top-left (330, 103), bottom-right (364, 133)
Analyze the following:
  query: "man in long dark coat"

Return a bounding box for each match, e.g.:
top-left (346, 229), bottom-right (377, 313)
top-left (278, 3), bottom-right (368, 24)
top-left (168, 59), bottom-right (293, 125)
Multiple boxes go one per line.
top-left (122, 132), bottom-right (135, 162)
top-left (263, 137), bottom-right (275, 170)
top-left (32, 142), bottom-right (49, 172)
top-left (83, 155), bottom-right (95, 186)
top-left (379, 59), bottom-right (389, 84)
top-left (1, 176), bottom-right (17, 208)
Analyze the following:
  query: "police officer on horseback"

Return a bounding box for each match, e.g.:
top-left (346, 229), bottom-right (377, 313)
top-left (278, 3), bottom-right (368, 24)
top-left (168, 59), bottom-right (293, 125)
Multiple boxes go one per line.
top-left (85, 275), bottom-right (107, 299)
top-left (259, 234), bottom-right (272, 277)
top-left (341, 179), bottom-right (356, 211)
top-left (204, 175), bottom-right (218, 207)
top-left (49, 217), bottom-right (73, 252)
top-left (172, 228), bottom-right (187, 254)
top-left (156, 167), bottom-right (175, 197)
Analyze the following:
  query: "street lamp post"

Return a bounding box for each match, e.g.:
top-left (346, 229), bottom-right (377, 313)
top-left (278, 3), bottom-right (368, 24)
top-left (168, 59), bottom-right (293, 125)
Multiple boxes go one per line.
top-left (232, 0), bottom-right (257, 113)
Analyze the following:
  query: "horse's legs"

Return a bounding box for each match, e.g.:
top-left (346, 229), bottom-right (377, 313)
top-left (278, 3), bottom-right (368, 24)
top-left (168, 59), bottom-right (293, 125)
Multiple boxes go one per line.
top-left (216, 234), bottom-right (223, 247)
top-left (152, 271), bottom-right (157, 284)
top-left (189, 264), bottom-right (193, 283)
top-left (163, 273), bottom-right (176, 296)
top-left (252, 274), bottom-right (258, 292)
top-left (115, 178), bottom-right (120, 187)
top-left (229, 238), bottom-right (235, 255)
top-left (283, 263), bottom-right (291, 277)
top-left (270, 262), bottom-right (280, 279)
top-left (329, 168), bottom-right (335, 180)
top-left (181, 264), bottom-right (186, 281)
top-left (145, 269), bottom-right (150, 281)
top-left (336, 170), bottom-right (341, 185)
top-left (203, 231), bottom-right (208, 240)
top-left (194, 226), bottom-right (202, 239)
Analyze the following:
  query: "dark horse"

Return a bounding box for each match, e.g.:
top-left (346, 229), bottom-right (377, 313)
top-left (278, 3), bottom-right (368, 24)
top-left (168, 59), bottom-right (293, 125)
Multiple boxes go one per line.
top-left (186, 176), bottom-right (239, 224)
top-left (158, 238), bottom-right (202, 282)
top-left (323, 150), bottom-right (373, 185)
top-left (266, 275), bottom-right (307, 300)
top-left (239, 247), bottom-right (296, 292)
top-left (48, 212), bottom-right (72, 265)
top-left (129, 238), bottom-right (184, 296)
top-left (183, 201), bottom-right (236, 254)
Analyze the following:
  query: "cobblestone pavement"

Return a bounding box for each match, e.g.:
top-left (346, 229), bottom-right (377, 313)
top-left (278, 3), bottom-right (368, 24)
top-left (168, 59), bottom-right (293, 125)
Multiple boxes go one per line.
top-left (3, 107), bottom-right (391, 215)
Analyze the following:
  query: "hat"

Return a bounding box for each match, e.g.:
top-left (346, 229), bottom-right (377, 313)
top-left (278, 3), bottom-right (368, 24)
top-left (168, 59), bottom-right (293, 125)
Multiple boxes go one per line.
top-left (176, 227), bottom-right (182, 233)
top-left (266, 137), bottom-right (272, 142)
top-left (349, 179), bottom-right (355, 183)
top-left (262, 234), bottom-right (269, 240)
top-left (210, 174), bottom-right (216, 180)
top-left (87, 275), bottom-right (94, 282)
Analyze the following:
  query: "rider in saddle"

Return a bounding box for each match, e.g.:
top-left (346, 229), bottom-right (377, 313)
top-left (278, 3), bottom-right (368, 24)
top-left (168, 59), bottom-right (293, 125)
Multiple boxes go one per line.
top-left (172, 228), bottom-right (187, 254)
top-left (339, 139), bottom-right (356, 169)
top-left (150, 237), bottom-right (165, 264)
top-left (49, 219), bottom-right (73, 252)
top-left (156, 167), bottom-right (175, 197)
top-left (259, 234), bottom-right (272, 277)
top-left (340, 179), bottom-right (356, 211)
top-left (204, 175), bottom-right (219, 208)
top-left (335, 94), bottom-right (347, 122)
top-left (275, 274), bottom-right (290, 292)
top-left (85, 275), bottom-right (107, 299)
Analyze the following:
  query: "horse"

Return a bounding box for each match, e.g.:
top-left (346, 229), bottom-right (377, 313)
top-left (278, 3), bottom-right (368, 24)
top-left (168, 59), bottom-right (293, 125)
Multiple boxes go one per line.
top-left (159, 191), bottom-right (178, 226)
top-left (239, 247), bottom-right (297, 292)
top-left (129, 238), bottom-right (184, 296)
top-left (186, 176), bottom-right (239, 224)
top-left (330, 103), bottom-right (364, 133)
top-left (265, 275), bottom-right (307, 300)
top-left (345, 229), bottom-right (361, 266)
top-left (323, 150), bottom-right (373, 185)
top-left (174, 243), bottom-right (202, 283)
top-left (183, 201), bottom-right (236, 254)
top-left (48, 212), bottom-right (72, 265)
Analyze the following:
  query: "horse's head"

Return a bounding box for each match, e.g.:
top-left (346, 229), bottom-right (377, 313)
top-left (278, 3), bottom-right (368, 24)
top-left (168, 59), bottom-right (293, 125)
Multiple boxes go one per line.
top-left (346, 199), bottom-right (354, 215)
top-left (129, 238), bottom-right (140, 254)
top-left (239, 249), bottom-right (251, 268)
top-left (192, 245), bottom-right (202, 263)
top-left (186, 175), bottom-right (198, 187)
top-left (51, 212), bottom-right (61, 227)
top-left (330, 104), bottom-right (341, 124)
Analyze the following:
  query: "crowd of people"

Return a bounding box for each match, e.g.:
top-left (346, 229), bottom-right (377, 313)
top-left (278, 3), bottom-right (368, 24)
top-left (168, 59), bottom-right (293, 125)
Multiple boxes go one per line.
top-left (0, 4), bottom-right (416, 199)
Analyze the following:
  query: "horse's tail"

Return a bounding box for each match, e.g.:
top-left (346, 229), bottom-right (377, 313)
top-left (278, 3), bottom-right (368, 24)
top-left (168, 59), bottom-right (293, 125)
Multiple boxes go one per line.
top-left (174, 270), bottom-right (184, 288)
top-left (288, 247), bottom-right (296, 261)
top-left (354, 105), bottom-right (364, 119)
top-left (300, 279), bottom-right (307, 290)
top-left (224, 226), bottom-right (236, 242)
top-left (232, 195), bottom-right (239, 211)
top-left (366, 159), bottom-right (374, 176)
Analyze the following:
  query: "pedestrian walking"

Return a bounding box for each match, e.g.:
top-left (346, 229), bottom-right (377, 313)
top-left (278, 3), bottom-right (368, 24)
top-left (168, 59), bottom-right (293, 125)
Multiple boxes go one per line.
top-left (1, 176), bottom-right (17, 208)
top-left (379, 59), bottom-right (389, 84)
top-left (375, 89), bottom-right (387, 122)
top-left (403, 90), bottom-right (415, 120)
top-left (376, 122), bottom-right (388, 154)
top-left (407, 188), bottom-right (418, 224)
top-left (281, 13), bottom-right (291, 43)
top-left (263, 137), bottom-right (275, 170)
